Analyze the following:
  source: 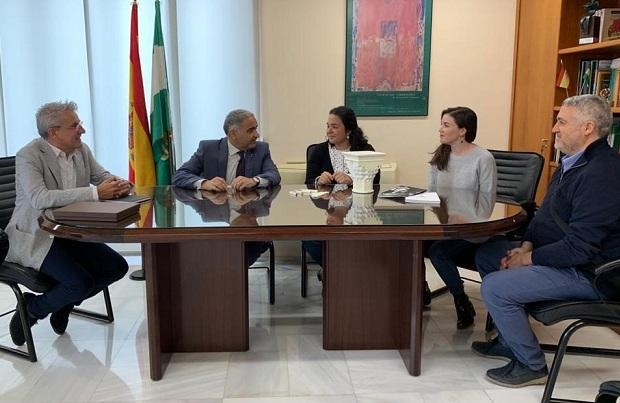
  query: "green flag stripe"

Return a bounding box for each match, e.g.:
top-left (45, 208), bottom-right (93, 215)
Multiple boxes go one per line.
top-left (150, 0), bottom-right (174, 186)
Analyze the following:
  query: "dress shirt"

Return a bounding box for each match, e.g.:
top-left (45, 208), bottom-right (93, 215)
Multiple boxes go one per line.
top-left (561, 150), bottom-right (585, 174)
top-left (46, 142), bottom-right (98, 199)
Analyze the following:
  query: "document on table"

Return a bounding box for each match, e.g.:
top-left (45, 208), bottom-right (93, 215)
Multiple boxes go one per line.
top-left (405, 191), bottom-right (440, 205)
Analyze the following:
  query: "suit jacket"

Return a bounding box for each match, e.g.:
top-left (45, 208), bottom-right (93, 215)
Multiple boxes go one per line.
top-left (304, 141), bottom-right (381, 185)
top-left (173, 138), bottom-right (281, 189)
top-left (6, 138), bottom-right (113, 269)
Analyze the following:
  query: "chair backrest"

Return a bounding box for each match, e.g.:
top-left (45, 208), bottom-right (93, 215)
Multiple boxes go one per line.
top-left (306, 143), bottom-right (320, 163)
top-left (0, 156), bottom-right (16, 231)
top-left (490, 149), bottom-right (544, 204)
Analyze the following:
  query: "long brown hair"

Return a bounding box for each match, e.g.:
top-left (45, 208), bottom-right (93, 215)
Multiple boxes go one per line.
top-left (430, 107), bottom-right (477, 171)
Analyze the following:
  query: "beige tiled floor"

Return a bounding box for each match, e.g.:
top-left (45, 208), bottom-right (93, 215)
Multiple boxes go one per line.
top-left (0, 257), bottom-right (618, 402)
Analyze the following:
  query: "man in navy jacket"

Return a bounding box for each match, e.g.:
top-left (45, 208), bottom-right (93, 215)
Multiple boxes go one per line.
top-left (173, 109), bottom-right (280, 266)
top-left (471, 95), bottom-right (620, 388)
top-left (173, 109), bottom-right (280, 191)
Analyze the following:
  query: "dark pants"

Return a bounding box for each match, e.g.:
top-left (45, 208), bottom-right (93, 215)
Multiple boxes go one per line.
top-left (28, 238), bottom-right (128, 319)
top-left (428, 239), bottom-right (479, 296)
top-left (301, 240), bottom-right (323, 267)
top-left (247, 241), bottom-right (271, 266)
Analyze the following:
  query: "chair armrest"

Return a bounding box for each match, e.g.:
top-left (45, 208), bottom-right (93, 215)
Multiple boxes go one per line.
top-left (520, 200), bottom-right (537, 220)
top-left (594, 258), bottom-right (620, 301)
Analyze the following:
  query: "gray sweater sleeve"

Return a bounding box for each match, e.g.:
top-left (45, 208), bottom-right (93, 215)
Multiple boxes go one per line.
top-left (429, 146), bottom-right (497, 193)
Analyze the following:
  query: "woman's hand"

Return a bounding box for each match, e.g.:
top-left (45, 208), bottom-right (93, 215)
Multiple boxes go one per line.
top-left (333, 171), bottom-right (352, 185)
top-left (316, 171), bottom-right (334, 185)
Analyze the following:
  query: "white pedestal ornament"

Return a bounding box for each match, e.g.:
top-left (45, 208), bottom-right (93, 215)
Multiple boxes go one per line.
top-left (344, 192), bottom-right (383, 225)
top-left (342, 151), bottom-right (386, 193)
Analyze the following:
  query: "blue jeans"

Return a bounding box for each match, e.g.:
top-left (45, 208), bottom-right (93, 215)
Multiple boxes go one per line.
top-left (428, 239), bottom-right (479, 296)
top-left (28, 238), bottom-right (128, 319)
top-left (475, 236), bottom-right (599, 370)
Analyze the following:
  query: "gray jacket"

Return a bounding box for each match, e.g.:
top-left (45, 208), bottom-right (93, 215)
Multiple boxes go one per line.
top-left (5, 138), bottom-right (113, 269)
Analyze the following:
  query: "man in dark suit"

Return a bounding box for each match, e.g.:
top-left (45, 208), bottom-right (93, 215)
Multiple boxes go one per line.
top-left (173, 109), bottom-right (280, 191)
top-left (173, 109), bottom-right (280, 265)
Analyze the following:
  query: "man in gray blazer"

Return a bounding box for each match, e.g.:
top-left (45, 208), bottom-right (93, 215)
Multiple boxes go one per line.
top-left (6, 101), bottom-right (130, 346)
top-left (173, 109), bottom-right (280, 266)
top-left (173, 109), bottom-right (280, 191)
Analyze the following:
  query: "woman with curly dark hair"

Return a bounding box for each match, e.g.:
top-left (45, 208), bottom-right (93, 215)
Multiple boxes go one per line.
top-left (305, 106), bottom-right (380, 186)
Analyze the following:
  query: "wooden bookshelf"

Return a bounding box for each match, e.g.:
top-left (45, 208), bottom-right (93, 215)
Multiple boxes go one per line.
top-left (509, 0), bottom-right (620, 203)
top-left (558, 38), bottom-right (620, 55)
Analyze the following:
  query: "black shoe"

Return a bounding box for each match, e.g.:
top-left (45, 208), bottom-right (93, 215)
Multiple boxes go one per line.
top-left (471, 338), bottom-right (515, 362)
top-left (454, 293), bottom-right (476, 329)
top-left (486, 359), bottom-right (548, 388)
top-left (423, 281), bottom-right (431, 306)
top-left (9, 292), bottom-right (38, 346)
top-left (50, 304), bottom-right (74, 335)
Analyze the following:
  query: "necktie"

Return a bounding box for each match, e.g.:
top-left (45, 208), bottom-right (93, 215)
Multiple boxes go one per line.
top-left (235, 151), bottom-right (245, 178)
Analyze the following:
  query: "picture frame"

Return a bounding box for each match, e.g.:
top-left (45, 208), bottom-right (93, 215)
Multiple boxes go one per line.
top-left (345, 0), bottom-right (433, 116)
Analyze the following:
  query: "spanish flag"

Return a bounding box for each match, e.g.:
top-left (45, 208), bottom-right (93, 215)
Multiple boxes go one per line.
top-left (128, 0), bottom-right (156, 187)
top-left (556, 60), bottom-right (570, 89)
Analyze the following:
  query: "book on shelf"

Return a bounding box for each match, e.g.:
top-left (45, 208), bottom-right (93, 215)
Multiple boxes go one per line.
top-left (609, 58), bottom-right (620, 107)
top-left (576, 59), bottom-right (620, 106)
top-left (597, 8), bottom-right (620, 42)
top-left (578, 60), bottom-right (596, 95)
top-left (379, 185), bottom-right (425, 198)
top-left (594, 60), bottom-right (612, 97)
top-left (609, 117), bottom-right (620, 152)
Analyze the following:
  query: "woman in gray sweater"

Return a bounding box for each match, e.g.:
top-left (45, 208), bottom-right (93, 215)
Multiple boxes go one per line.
top-left (426, 106), bottom-right (497, 329)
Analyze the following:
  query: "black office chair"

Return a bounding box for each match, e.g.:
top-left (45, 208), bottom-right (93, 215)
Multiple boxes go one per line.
top-left (527, 258), bottom-right (620, 403)
top-left (248, 242), bottom-right (276, 304)
top-left (430, 149), bottom-right (545, 299)
top-left (301, 143), bottom-right (322, 298)
top-left (462, 149), bottom-right (544, 273)
top-left (0, 156), bottom-right (114, 362)
top-left (596, 381), bottom-right (620, 403)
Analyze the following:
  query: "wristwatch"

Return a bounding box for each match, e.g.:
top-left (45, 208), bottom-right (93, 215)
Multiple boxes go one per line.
top-left (252, 176), bottom-right (260, 186)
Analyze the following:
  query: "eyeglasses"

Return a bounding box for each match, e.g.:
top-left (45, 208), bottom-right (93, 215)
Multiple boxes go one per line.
top-left (52, 121), bottom-right (84, 131)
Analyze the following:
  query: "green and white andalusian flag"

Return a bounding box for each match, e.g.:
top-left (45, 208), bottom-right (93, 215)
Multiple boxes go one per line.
top-left (150, 0), bottom-right (175, 227)
top-left (150, 0), bottom-right (174, 186)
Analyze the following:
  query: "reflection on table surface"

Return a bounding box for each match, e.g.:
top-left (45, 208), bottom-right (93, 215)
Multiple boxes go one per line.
top-left (45, 184), bottom-right (512, 229)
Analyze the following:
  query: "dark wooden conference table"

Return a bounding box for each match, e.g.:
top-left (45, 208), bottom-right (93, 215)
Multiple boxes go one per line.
top-left (40, 184), bottom-right (525, 381)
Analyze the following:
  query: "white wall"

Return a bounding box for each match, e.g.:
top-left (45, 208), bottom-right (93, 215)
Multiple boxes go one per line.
top-left (259, 0), bottom-right (517, 186)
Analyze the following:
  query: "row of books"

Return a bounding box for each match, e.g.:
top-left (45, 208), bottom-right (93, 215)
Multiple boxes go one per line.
top-left (553, 118), bottom-right (620, 164)
top-left (579, 8), bottom-right (620, 44)
top-left (577, 58), bottom-right (620, 107)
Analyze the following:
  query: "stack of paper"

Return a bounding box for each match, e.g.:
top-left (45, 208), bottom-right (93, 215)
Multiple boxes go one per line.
top-left (405, 191), bottom-right (440, 205)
